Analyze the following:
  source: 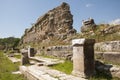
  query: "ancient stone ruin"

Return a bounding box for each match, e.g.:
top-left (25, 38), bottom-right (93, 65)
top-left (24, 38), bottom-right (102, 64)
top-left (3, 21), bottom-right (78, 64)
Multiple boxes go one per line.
top-left (81, 18), bottom-right (96, 32)
top-left (100, 25), bottom-right (120, 35)
top-left (20, 49), bottom-right (30, 65)
top-left (39, 45), bottom-right (73, 60)
top-left (95, 40), bottom-right (120, 52)
top-left (28, 47), bottom-right (36, 57)
top-left (72, 38), bottom-right (95, 78)
top-left (17, 2), bottom-right (120, 80)
top-left (20, 2), bottom-right (76, 44)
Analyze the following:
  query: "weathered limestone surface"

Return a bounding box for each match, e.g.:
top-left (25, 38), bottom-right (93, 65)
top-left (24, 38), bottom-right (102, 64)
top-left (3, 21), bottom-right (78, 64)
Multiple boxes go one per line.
top-left (103, 52), bottom-right (120, 64)
top-left (81, 18), bottom-right (96, 32)
top-left (20, 65), bottom-right (86, 80)
top-left (20, 2), bottom-right (76, 44)
top-left (8, 57), bottom-right (20, 63)
top-left (29, 56), bottom-right (64, 66)
top-left (72, 38), bottom-right (95, 78)
top-left (95, 52), bottom-right (120, 65)
top-left (42, 45), bottom-right (72, 60)
top-left (21, 49), bottom-right (30, 65)
top-left (28, 47), bottom-right (36, 57)
top-left (95, 41), bottom-right (120, 52)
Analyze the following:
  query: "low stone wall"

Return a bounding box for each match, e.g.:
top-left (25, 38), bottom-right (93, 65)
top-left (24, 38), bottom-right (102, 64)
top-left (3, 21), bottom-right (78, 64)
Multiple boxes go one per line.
top-left (95, 41), bottom-right (120, 52)
top-left (38, 40), bottom-right (120, 60)
top-left (41, 45), bottom-right (73, 60)
top-left (95, 52), bottom-right (120, 65)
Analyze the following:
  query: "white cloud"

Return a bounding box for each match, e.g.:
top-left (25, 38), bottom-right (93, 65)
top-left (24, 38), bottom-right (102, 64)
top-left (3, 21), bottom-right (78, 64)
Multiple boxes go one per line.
top-left (85, 3), bottom-right (93, 8)
top-left (109, 19), bottom-right (120, 25)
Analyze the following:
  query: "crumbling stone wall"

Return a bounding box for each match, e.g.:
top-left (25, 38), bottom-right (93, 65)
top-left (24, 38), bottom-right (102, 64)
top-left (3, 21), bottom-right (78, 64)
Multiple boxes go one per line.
top-left (81, 18), bottom-right (96, 32)
top-left (95, 41), bottom-right (120, 52)
top-left (100, 25), bottom-right (120, 35)
top-left (38, 45), bottom-right (73, 60)
top-left (20, 2), bottom-right (76, 44)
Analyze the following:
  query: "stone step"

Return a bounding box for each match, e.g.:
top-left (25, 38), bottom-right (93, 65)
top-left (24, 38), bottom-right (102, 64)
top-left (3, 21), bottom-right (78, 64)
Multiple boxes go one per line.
top-left (29, 56), bottom-right (64, 66)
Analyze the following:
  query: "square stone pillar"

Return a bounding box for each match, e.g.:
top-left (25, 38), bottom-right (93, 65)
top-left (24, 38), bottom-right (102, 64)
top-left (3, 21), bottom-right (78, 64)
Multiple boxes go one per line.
top-left (72, 38), bottom-right (95, 78)
top-left (28, 48), bottom-right (35, 57)
top-left (21, 49), bottom-right (30, 65)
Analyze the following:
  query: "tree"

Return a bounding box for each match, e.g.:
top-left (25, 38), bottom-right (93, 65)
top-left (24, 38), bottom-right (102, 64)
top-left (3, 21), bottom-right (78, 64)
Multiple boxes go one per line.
top-left (0, 37), bottom-right (20, 50)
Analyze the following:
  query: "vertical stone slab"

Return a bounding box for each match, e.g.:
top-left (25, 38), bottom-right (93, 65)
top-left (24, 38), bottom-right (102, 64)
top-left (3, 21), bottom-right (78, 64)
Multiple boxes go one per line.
top-left (72, 38), bottom-right (95, 78)
top-left (28, 47), bottom-right (35, 57)
top-left (21, 49), bottom-right (30, 65)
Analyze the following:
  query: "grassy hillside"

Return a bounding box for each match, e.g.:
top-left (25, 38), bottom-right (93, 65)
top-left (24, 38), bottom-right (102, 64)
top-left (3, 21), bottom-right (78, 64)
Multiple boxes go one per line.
top-left (67, 24), bottom-right (120, 43)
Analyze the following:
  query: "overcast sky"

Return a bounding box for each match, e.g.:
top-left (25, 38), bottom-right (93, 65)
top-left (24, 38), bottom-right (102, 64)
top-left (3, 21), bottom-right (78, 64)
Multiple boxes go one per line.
top-left (0, 0), bottom-right (120, 38)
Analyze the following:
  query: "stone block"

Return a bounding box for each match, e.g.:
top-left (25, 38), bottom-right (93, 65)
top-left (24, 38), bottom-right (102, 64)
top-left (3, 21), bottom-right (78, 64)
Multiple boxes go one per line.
top-left (28, 48), bottom-right (36, 57)
top-left (72, 38), bottom-right (95, 78)
top-left (95, 41), bottom-right (120, 52)
top-left (21, 49), bottom-right (30, 65)
top-left (103, 52), bottom-right (120, 64)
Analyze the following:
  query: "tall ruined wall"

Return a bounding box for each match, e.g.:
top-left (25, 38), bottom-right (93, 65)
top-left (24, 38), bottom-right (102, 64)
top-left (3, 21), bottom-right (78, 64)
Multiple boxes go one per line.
top-left (21, 2), bottom-right (76, 44)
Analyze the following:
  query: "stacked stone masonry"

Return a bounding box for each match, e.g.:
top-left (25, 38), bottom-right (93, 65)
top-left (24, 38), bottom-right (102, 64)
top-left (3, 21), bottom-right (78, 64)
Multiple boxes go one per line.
top-left (95, 40), bottom-right (120, 52)
top-left (21, 2), bottom-right (76, 44)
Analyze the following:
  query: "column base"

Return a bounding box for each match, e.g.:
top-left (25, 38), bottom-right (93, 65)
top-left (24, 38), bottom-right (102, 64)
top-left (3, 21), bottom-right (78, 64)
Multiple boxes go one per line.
top-left (72, 70), bottom-right (87, 78)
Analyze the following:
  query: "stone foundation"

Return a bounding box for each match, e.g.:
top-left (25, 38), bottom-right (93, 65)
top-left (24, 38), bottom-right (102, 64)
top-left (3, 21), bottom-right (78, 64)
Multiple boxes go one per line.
top-left (38, 45), bottom-right (73, 60)
top-left (95, 52), bottom-right (120, 65)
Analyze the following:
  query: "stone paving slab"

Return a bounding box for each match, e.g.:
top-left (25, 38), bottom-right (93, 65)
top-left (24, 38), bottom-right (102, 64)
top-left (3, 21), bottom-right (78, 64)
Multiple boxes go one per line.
top-left (20, 65), bottom-right (86, 80)
top-left (8, 57), bottom-right (20, 63)
top-left (30, 56), bottom-right (64, 66)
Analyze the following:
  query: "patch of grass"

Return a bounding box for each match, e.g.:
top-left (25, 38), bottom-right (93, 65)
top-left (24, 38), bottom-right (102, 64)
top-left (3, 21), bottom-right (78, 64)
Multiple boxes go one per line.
top-left (49, 60), bottom-right (73, 74)
top-left (42, 55), bottom-right (58, 59)
top-left (0, 51), bottom-right (26, 80)
top-left (14, 55), bottom-right (21, 59)
top-left (49, 59), bottom-right (120, 79)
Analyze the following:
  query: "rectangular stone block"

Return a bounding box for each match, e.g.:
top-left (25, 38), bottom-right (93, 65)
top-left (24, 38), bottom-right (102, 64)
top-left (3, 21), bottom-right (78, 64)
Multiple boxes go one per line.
top-left (28, 48), bottom-right (36, 57)
top-left (21, 49), bottom-right (30, 65)
top-left (72, 38), bottom-right (95, 78)
top-left (103, 52), bottom-right (120, 64)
